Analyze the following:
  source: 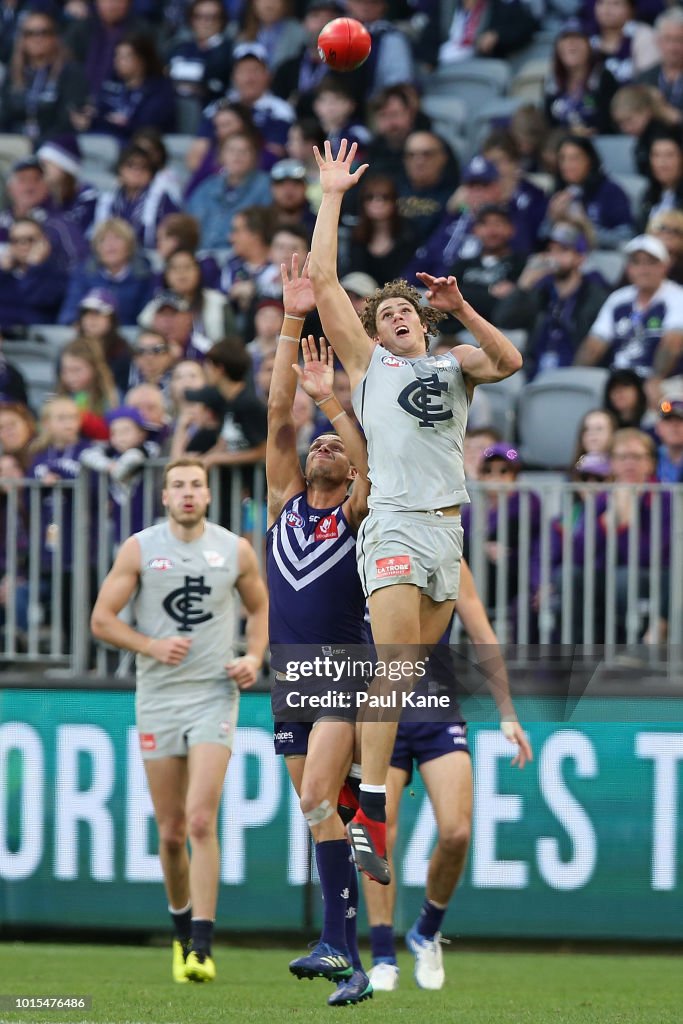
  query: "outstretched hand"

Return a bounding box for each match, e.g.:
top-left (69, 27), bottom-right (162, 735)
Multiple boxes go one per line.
top-left (313, 139), bottom-right (369, 195)
top-left (501, 720), bottom-right (533, 769)
top-left (416, 273), bottom-right (466, 316)
top-left (292, 335), bottom-right (335, 402)
top-left (281, 252), bottom-right (315, 318)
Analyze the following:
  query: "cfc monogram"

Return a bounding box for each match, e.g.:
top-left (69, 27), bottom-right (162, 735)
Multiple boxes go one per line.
top-left (162, 575), bottom-right (213, 632)
top-left (397, 373), bottom-right (453, 428)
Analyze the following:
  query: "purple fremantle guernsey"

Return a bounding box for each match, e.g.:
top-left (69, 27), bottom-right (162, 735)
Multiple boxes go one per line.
top-left (267, 490), bottom-right (366, 670)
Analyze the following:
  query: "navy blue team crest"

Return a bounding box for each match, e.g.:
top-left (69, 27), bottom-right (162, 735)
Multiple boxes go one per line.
top-left (163, 575), bottom-right (213, 631)
top-left (271, 495), bottom-right (353, 591)
top-left (398, 373), bottom-right (453, 428)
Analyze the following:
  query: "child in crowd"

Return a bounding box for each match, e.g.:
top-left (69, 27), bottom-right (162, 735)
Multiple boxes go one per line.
top-left (57, 339), bottom-right (118, 440)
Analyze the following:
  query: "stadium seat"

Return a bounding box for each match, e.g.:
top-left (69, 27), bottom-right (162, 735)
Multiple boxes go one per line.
top-left (516, 367), bottom-right (610, 467)
top-left (27, 324), bottom-right (75, 351)
top-left (120, 326), bottom-right (140, 345)
top-left (78, 134), bottom-right (121, 173)
top-left (424, 58), bottom-right (511, 105)
top-left (583, 249), bottom-right (627, 287)
top-left (477, 366), bottom-right (527, 438)
top-left (420, 95), bottom-right (468, 138)
top-left (594, 134), bottom-right (636, 177)
top-left (469, 96), bottom-right (527, 149)
top-left (162, 134), bottom-right (195, 186)
top-left (509, 58), bottom-right (550, 104)
top-left (82, 167), bottom-right (118, 193)
top-left (3, 340), bottom-right (57, 411)
top-left (612, 172), bottom-right (649, 219)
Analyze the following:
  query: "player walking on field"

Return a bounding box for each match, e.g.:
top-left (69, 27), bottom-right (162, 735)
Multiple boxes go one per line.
top-left (91, 458), bottom-right (268, 983)
top-left (309, 139), bottom-right (523, 884)
top-left (266, 254), bottom-right (373, 1006)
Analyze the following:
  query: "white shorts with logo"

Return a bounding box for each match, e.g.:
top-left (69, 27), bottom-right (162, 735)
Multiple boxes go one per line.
top-left (136, 679), bottom-right (240, 760)
top-left (356, 510), bottom-right (464, 601)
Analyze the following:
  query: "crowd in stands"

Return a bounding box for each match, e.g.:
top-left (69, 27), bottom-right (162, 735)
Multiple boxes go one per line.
top-left (2, 0), bottom-right (683, 651)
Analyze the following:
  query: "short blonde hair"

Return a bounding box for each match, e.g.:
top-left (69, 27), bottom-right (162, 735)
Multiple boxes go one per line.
top-left (92, 218), bottom-right (137, 259)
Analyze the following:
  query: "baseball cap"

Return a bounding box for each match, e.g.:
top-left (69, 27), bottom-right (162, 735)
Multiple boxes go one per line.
top-left (659, 398), bottom-right (683, 419)
top-left (557, 17), bottom-right (586, 38)
top-left (147, 290), bottom-right (191, 314)
top-left (10, 156), bottom-right (43, 175)
top-left (575, 452), bottom-right (611, 478)
top-left (483, 443), bottom-right (521, 465)
top-left (37, 136), bottom-right (81, 178)
top-left (340, 272), bottom-right (379, 298)
top-left (549, 222), bottom-right (588, 253)
top-left (462, 156), bottom-right (499, 185)
top-left (474, 203), bottom-right (512, 224)
top-left (270, 159), bottom-right (307, 183)
top-left (79, 288), bottom-right (117, 315)
top-left (233, 42), bottom-right (269, 64)
top-left (623, 234), bottom-right (669, 263)
top-left (105, 405), bottom-right (148, 429)
top-left (184, 386), bottom-right (228, 419)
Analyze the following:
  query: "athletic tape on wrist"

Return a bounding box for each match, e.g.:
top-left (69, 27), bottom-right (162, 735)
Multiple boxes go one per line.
top-left (501, 720), bottom-right (518, 740)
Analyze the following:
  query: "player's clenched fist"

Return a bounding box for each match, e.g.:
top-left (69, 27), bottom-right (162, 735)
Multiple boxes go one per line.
top-left (226, 654), bottom-right (261, 689)
top-left (147, 636), bottom-right (192, 665)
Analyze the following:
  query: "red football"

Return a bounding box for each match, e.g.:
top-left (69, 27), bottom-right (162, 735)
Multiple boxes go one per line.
top-left (317, 17), bottom-right (372, 72)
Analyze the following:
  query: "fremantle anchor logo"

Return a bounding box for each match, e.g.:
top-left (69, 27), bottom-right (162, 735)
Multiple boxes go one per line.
top-left (397, 373), bottom-right (453, 428)
top-left (162, 575), bottom-right (213, 632)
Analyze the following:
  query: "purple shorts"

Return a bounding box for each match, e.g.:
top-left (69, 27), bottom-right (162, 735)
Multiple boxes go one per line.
top-left (391, 720), bottom-right (470, 783)
top-left (273, 720), bottom-right (312, 756)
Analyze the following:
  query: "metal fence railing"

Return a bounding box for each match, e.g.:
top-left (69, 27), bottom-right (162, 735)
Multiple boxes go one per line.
top-left (1, 466), bottom-right (681, 676)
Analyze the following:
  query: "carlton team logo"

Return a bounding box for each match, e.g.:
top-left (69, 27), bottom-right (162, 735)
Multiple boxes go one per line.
top-left (148, 557), bottom-right (173, 570)
top-left (382, 354), bottom-right (408, 367)
top-left (286, 510), bottom-right (304, 528)
top-left (315, 515), bottom-right (338, 541)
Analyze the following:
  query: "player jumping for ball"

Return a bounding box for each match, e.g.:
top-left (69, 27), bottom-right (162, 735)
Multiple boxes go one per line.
top-left (309, 139), bottom-right (523, 884)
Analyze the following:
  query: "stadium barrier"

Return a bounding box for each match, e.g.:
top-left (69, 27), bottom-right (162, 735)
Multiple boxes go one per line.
top-left (0, 688), bottom-right (681, 940)
top-left (1, 465), bottom-right (681, 672)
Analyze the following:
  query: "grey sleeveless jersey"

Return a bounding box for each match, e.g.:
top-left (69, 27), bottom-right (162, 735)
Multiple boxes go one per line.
top-left (351, 345), bottom-right (470, 512)
top-left (134, 520), bottom-right (240, 691)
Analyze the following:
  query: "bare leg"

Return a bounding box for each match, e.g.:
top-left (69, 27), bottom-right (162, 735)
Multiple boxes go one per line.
top-left (144, 756), bottom-right (189, 909)
top-left (186, 742), bottom-right (231, 919)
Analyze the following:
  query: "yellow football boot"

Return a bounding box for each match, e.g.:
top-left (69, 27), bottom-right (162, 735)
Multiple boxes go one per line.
top-left (172, 939), bottom-right (190, 983)
top-left (184, 950), bottom-right (216, 982)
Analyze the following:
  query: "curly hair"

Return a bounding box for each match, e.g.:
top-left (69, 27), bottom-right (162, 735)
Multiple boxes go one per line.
top-left (359, 279), bottom-right (447, 342)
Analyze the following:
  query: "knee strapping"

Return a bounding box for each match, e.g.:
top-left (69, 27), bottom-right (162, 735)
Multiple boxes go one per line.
top-left (303, 799), bottom-right (334, 827)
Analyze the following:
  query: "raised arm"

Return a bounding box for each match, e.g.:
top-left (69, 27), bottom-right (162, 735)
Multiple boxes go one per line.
top-left (456, 560), bottom-right (532, 768)
top-left (309, 139), bottom-right (374, 386)
top-left (90, 536), bottom-right (192, 666)
top-left (228, 537), bottom-right (269, 689)
top-left (293, 336), bottom-right (370, 532)
top-left (417, 273), bottom-right (523, 386)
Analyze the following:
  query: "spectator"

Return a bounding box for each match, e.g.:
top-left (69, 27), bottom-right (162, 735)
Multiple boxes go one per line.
top-left (169, 384), bottom-right (227, 458)
top-left (0, 401), bottom-right (36, 470)
top-left (94, 144), bottom-right (181, 248)
top-left (168, 358), bottom-right (207, 417)
top-left (402, 155), bottom-right (504, 284)
top-left (127, 329), bottom-right (176, 393)
top-left (636, 8), bottom-right (683, 123)
top-left (125, 381), bottom-right (171, 446)
top-left (339, 271), bottom-right (379, 316)
top-left (267, 158), bottom-right (315, 230)
top-left (544, 19), bottom-right (618, 134)
top-left (224, 42), bottom-right (295, 158)
top-left (481, 131), bottom-right (548, 255)
top-left (166, 0), bottom-right (233, 106)
top-left (80, 32), bottom-right (176, 139)
top-left (57, 338), bottom-right (119, 439)
top-left (344, 174), bottom-right (417, 287)
top-left (75, 288), bottom-right (133, 396)
top-left (203, 337), bottom-right (268, 468)
top-left (0, 218), bottom-right (69, 329)
top-left (255, 222), bottom-right (310, 304)
top-left (578, 234), bottom-right (683, 390)
top-left (396, 130), bottom-right (458, 243)
top-left (311, 77), bottom-right (370, 157)
top-left (448, 204), bottom-right (525, 323)
top-left (185, 101), bottom-right (265, 198)
top-left (59, 218), bottom-right (152, 326)
top-left (0, 157), bottom-right (88, 270)
top-left (142, 292), bottom-right (196, 359)
top-left (0, 333), bottom-right (29, 410)
top-left (365, 83), bottom-right (430, 176)
top-left (0, 8), bottom-right (88, 147)
top-left (220, 205), bottom-right (274, 320)
top-left (65, 0), bottom-right (153, 101)
top-left (654, 395), bottom-right (683, 480)
top-left (186, 132), bottom-right (272, 249)
top-left (647, 208), bottom-right (683, 284)
top-left (639, 130), bottom-right (683, 230)
top-left (131, 128), bottom-right (183, 207)
top-left (497, 219), bottom-right (609, 378)
top-left (140, 249), bottom-right (234, 343)
top-left (610, 84), bottom-right (676, 176)
top-left (571, 407), bottom-right (618, 464)
top-left (438, 0), bottom-right (537, 66)
top-left (271, 0), bottom-right (342, 118)
top-left (545, 133), bottom-right (633, 248)
top-left (247, 297), bottom-right (283, 387)
top-left (567, 427), bottom-right (670, 643)
top-left (590, 0), bottom-right (659, 84)
top-left (0, 451), bottom-right (29, 639)
top-left (463, 425), bottom-right (502, 481)
top-left (237, 0), bottom-right (307, 72)
top-left (509, 103), bottom-right (551, 175)
top-left (342, 0), bottom-right (416, 103)
top-left (155, 212), bottom-right (221, 290)
top-left (285, 117), bottom-right (326, 210)
top-left (37, 136), bottom-right (99, 239)
top-left (604, 366), bottom-right (649, 426)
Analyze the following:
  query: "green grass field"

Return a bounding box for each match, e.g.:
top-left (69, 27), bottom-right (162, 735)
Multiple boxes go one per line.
top-left (3, 942), bottom-right (682, 1024)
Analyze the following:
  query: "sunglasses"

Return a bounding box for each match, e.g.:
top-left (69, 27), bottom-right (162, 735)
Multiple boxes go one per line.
top-left (135, 344), bottom-right (168, 355)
